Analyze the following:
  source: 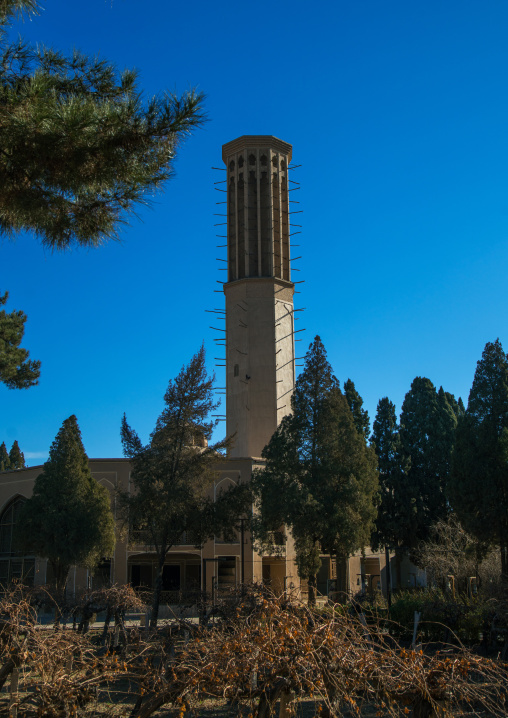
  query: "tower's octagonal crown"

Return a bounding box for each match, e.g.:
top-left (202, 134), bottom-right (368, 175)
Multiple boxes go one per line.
top-left (222, 135), bottom-right (293, 283)
top-left (222, 135), bottom-right (292, 163)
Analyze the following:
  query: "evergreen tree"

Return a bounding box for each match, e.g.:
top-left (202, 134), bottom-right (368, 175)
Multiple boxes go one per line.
top-left (1, 1), bottom-right (204, 387)
top-left (121, 346), bottom-right (250, 627)
top-left (8, 439), bottom-right (24, 468)
top-left (449, 339), bottom-right (508, 580)
top-left (0, 441), bottom-right (10, 471)
top-left (251, 337), bottom-right (379, 605)
top-left (399, 377), bottom-right (457, 548)
top-left (370, 397), bottom-right (413, 551)
top-left (0, 292), bottom-right (40, 389)
top-left (0, 1), bottom-right (206, 249)
top-left (443, 391), bottom-right (465, 420)
top-left (435, 386), bottom-right (459, 493)
top-left (17, 415), bottom-right (115, 595)
top-left (344, 378), bottom-right (370, 441)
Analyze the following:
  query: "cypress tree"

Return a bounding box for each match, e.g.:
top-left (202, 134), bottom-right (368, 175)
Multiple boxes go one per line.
top-left (344, 378), bottom-right (370, 441)
top-left (8, 440), bottom-right (25, 469)
top-left (399, 377), bottom-right (457, 547)
top-left (17, 416), bottom-right (115, 596)
top-left (370, 397), bottom-right (413, 552)
top-left (443, 391), bottom-right (465, 420)
top-left (252, 337), bottom-right (379, 605)
top-left (370, 397), bottom-right (412, 591)
top-left (449, 339), bottom-right (508, 580)
top-left (434, 387), bottom-right (459, 502)
top-left (0, 441), bottom-right (10, 471)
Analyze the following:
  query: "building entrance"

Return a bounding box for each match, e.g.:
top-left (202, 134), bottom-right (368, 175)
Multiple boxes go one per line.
top-left (162, 564), bottom-right (180, 591)
top-left (130, 563), bottom-right (152, 589)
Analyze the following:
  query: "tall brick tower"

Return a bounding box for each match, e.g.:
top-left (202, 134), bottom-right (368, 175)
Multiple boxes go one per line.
top-left (222, 136), bottom-right (296, 458)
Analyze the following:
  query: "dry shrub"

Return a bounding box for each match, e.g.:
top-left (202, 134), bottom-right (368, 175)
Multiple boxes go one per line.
top-left (131, 588), bottom-right (508, 718)
top-left (0, 584), bottom-right (506, 717)
top-left (71, 583), bottom-right (147, 638)
top-left (0, 584), bottom-right (149, 716)
top-left (416, 517), bottom-right (503, 598)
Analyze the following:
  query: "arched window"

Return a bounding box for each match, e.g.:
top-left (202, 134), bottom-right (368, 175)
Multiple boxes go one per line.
top-left (0, 497), bottom-right (35, 588)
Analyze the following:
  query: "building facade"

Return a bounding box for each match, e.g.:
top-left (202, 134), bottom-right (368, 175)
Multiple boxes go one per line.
top-left (0, 136), bottom-right (302, 600)
top-left (0, 136), bottom-right (423, 602)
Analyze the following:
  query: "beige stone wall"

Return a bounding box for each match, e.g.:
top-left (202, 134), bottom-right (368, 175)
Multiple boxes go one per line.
top-left (225, 278), bottom-right (294, 458)
top-left (0, 456), bottom-right (302, 596)
top-left (2, 458), bottom-right (426, 601)
top-left (274, 296), bottom-right (296, 427)
top-left (0, 459), bottom-right (131, 593)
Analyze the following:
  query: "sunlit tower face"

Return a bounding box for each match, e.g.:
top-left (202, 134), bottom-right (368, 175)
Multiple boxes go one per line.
top-left (221, 136), bottom-right (296, 458)
top-left (225, 138), bottom-right (292, 282)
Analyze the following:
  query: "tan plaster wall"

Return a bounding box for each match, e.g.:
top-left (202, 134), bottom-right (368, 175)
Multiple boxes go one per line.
top-left (0, 456), bottom-right (300, 596)
top-left (274, 297), bottom-right (296, 426)
top-left (225, 278), bottom-right (294, 458)
top-left (0, 459), bottom-right (131, 593)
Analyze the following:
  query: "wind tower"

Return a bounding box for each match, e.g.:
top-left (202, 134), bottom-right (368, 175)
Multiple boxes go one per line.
top-left (222, 136), bottom-right (297, 458)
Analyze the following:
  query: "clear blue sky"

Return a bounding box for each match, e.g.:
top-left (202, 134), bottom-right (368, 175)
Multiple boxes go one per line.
top-left (2, 0), bottom-right (507, 465)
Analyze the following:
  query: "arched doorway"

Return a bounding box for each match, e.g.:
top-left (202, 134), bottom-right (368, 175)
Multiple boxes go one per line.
top-left (0, 496), bottom-right (35, 588)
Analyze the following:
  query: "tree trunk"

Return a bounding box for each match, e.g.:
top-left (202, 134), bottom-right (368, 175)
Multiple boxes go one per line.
top-left (0, 658), bottom-right (15, 691)
top-left (335, 555), bottom-right (348, 602)
top-left (115, 610), bottom-right (128, 649)
top-left (384, 545), bottom-right (392, 612)
top-left (130, 692), bottom-right (168, 718)
top-left (101, 607), bottom-right (112, 644)
top-left (150, 553), bottom-right (166, 629)
top-left (307, 573), bottom-right (317, 607)
top-left (50, 561), bottom-right (70, 628)
top-left (413, 697), bottom-right (434, 718)
top-left (256, 681), bottom-right (286, 718)
top-left (394, 548), bottom-right (403, 589)
top-left (0, 633), bottom-right (28, 690)
top-left (501, 543), bottom-right (508, 584)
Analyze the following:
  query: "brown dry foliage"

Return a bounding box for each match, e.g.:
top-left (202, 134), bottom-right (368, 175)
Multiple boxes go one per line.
top-left (0, 584), bottom-right (506, 717)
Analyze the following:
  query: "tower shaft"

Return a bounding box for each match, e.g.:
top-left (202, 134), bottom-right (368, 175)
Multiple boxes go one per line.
top-left (222, 136), bottom-right (296, 458)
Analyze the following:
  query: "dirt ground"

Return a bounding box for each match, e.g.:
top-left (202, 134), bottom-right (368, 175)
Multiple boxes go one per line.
top-left (144, 697), bottom-right (376, 718)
